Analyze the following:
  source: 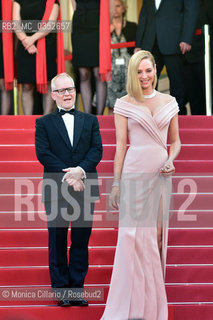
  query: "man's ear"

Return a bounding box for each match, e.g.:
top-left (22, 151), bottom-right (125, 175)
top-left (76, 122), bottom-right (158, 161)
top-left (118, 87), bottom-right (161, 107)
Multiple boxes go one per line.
top-left (51, 91), bottom-right (56, 101)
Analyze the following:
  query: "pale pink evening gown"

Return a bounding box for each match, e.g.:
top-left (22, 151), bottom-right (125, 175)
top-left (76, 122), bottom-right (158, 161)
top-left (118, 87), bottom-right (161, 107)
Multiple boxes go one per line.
top-left (100, 97), bottom-right (179, 320)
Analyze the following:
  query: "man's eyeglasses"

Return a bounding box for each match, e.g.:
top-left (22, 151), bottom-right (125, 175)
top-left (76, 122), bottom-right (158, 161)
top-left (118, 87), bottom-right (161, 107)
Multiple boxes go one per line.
top-left (53, 87), bottom-right (76, 95)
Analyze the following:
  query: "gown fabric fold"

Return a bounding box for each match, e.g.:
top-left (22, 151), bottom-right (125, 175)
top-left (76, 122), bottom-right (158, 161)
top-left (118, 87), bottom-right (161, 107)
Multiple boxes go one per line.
top-left (100, 97), bottom-right (179, 320)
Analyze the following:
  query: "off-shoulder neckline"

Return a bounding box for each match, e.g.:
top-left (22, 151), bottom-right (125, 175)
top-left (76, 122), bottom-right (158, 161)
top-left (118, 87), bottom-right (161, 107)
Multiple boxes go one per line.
top-left (116, 97), bottom-right (176, 118)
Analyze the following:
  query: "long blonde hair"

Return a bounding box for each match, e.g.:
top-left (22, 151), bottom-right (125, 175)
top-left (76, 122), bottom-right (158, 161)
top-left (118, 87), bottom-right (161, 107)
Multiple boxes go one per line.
top-left (126, 50), bottom-right (157, 102)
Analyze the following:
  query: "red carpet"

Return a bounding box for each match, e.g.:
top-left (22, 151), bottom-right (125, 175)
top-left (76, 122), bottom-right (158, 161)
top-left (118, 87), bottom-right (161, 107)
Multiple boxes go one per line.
top-left (0, 115), bottom-right (213, 320)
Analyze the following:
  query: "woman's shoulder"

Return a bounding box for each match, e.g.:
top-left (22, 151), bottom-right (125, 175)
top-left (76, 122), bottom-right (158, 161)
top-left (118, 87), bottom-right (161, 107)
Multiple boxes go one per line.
top-left (125, 21), bottom-right (137, 29)
top-left (114, 95), bottom-right (135, 118)
top-left (115, 95), bottom-right (138, 109)
top-left (119, 95), bottom-right (134, 104)
top-left (157, 91), bottom-right (176, 105)
top-left (156, 91), bottom-right (179, 114)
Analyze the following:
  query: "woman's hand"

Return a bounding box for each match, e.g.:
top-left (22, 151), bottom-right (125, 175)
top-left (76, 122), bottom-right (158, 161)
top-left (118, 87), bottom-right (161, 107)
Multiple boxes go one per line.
top-left (27, 45), bottom-right (38, 54)
top-left (134, 47), bottom-right (141, 54)
top-left (109, 186), bottom-right (120, 210)
top-left (22, 35), bottom-right (36, 50)
top-left (160, 160), bottom-right (175, 176)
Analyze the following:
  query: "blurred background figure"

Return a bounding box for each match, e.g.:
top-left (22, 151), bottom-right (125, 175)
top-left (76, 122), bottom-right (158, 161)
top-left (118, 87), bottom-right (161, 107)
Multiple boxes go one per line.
top-left (71, 0), bottom-right (114, 115)
top-left (107, 0), bottom-right (137, 115)
top-left (0, 0), bottom-right (14, 115)
top-left (13, 0), bottom-right (64, 115)
top-left (184, 0), bottom-right (206, 115)
top-left (204, 0), bottom-right (213, 112)
top-left (135, 0), bottom-right (199, 115)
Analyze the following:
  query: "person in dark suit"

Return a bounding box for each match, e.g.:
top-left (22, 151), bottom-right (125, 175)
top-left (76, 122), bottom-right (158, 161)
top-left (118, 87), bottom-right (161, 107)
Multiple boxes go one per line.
top-left (35, 72), bottom-right (102, 307)
top-left (184, 0), bottom-right (206, 115)
top-left (204, 0), bottom-right (213, 111)
top-left (135, 0), bottom-right (199, 114)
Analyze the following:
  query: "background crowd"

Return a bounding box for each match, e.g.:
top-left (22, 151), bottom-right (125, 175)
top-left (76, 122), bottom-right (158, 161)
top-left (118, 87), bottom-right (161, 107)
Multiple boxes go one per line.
top-left (0, 0), bottom-right (212, 115)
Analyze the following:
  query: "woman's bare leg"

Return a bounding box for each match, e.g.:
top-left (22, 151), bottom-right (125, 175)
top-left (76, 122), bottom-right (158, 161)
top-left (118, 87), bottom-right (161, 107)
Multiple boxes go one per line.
top-left (157, 224), bottom-right (162, 257)
top-left (93, 66), bottom-right (107, 115)
top-left (42, 83), bottom-right (55, 115)
top-left (157, 197), bottom-right (163, 257)
top-left (22, 83), bottom-right (34, 115)
top-left (0, 79), bottom-right (12, 115)
top-left (79, 67), bottom-right (92, 113)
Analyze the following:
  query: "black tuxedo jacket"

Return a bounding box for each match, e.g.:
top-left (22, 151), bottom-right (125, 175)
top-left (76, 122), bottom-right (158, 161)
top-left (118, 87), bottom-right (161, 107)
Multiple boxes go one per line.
top-left (135, 0), bottom-right (199, 55)
top-left (35, 109), bottom-right (103, 202)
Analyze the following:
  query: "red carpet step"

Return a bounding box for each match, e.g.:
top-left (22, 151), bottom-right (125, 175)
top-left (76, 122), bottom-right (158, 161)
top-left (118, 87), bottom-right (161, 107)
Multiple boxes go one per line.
top-left (1, 228), bottom-right (213, 247)
top-left (0, 305), bottom-right (179, 320)
top-left (1, 127), bottom-right (213, 144)
top-left (1, 159), bottom-right (213, 173)
top-left (0, 285), bottom-right (212, 306)
top-left (1, 114), bottom-right (213, 128)
top-left (1, 193), bottom-right (213, 212)
top-left (2, 246), bottom-right (213, 267)
top-left (2, 145), bottom-right (213, 161)
top-left (1, 210), bottom-right (213, 229)
top-left (0, 265), bottom-right (213, 286)
top-left (1, 175), bottom-right (213, 194)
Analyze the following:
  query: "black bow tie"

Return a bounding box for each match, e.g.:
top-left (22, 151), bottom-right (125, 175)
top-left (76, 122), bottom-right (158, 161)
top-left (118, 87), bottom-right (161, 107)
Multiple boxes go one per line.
top-left (59, 108), bottom-right (75, 116)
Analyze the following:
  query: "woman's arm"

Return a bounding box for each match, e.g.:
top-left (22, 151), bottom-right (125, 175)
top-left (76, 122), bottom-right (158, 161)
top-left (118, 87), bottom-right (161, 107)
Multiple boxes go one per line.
top-left (109, 0), bottom-right (115, 21)
top-left (21, 4), bottom-right (59, 50)
top-left (110, 114), bottom-right (128, 209)
top-left (13, 1), bottom-right (27, 42)
top-left (160, 114), bottom-right (181, 176)
top-left (71, 0), bottom-right (76, 10)
top-left (113, 114), bottom-right (128, 181)
top-left (13, 1), bottom-right (37, 54)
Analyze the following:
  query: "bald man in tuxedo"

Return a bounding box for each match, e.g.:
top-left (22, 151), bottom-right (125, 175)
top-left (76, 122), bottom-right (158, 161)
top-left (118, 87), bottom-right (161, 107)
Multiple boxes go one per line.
top-left (135, 0), bottom-right (199, 114)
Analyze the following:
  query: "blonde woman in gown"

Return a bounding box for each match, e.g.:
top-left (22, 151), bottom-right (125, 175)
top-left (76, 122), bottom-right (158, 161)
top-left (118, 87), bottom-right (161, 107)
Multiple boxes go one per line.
top-left (100, 50), bottom-right (181, 320)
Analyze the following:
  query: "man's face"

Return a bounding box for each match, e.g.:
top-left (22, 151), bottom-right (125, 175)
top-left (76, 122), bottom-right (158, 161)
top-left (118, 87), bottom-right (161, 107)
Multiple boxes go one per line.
top-left (51, 76), bottom-right (76, 110)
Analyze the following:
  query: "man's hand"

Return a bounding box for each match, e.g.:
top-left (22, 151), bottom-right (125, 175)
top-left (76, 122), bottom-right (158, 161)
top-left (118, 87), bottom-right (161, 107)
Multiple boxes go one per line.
top-left (179, 42), bottom-right (191, 54)
top-left (62, 167), bottom-right (85, 181)
top-left (71, 179), bottom-right (85, 192)
top-left (62, 167), bottom-right (85, 192)
top-left (63, 176), bottom-right (85, 192)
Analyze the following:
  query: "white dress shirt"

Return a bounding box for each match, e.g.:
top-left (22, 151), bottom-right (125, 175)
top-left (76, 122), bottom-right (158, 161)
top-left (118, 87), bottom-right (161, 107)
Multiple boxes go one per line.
top-left (155, 0), bottom-right (162, 10)
top-left (58, 106), bottom-right (75, 146)
top-left (58, 106), bottom-right (86, 180)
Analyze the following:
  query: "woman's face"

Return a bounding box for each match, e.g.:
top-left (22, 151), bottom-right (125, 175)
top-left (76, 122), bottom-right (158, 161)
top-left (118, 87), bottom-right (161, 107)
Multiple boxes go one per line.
top-left (137, 58), bottom-right (156, 91)
top-left (113, 0), bottom-right (125, 19)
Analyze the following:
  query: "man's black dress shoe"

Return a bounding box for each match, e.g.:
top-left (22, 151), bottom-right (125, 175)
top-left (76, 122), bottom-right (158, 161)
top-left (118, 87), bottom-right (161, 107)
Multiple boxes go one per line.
top-left (57, 299), bottom-right (71, 307)
top-left (70, 298), bottom-right (88, 307)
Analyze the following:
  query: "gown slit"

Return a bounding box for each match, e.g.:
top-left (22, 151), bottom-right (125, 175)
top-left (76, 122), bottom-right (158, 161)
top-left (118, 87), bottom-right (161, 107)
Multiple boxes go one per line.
top-left (157, 195), bottom-right (163, 257)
